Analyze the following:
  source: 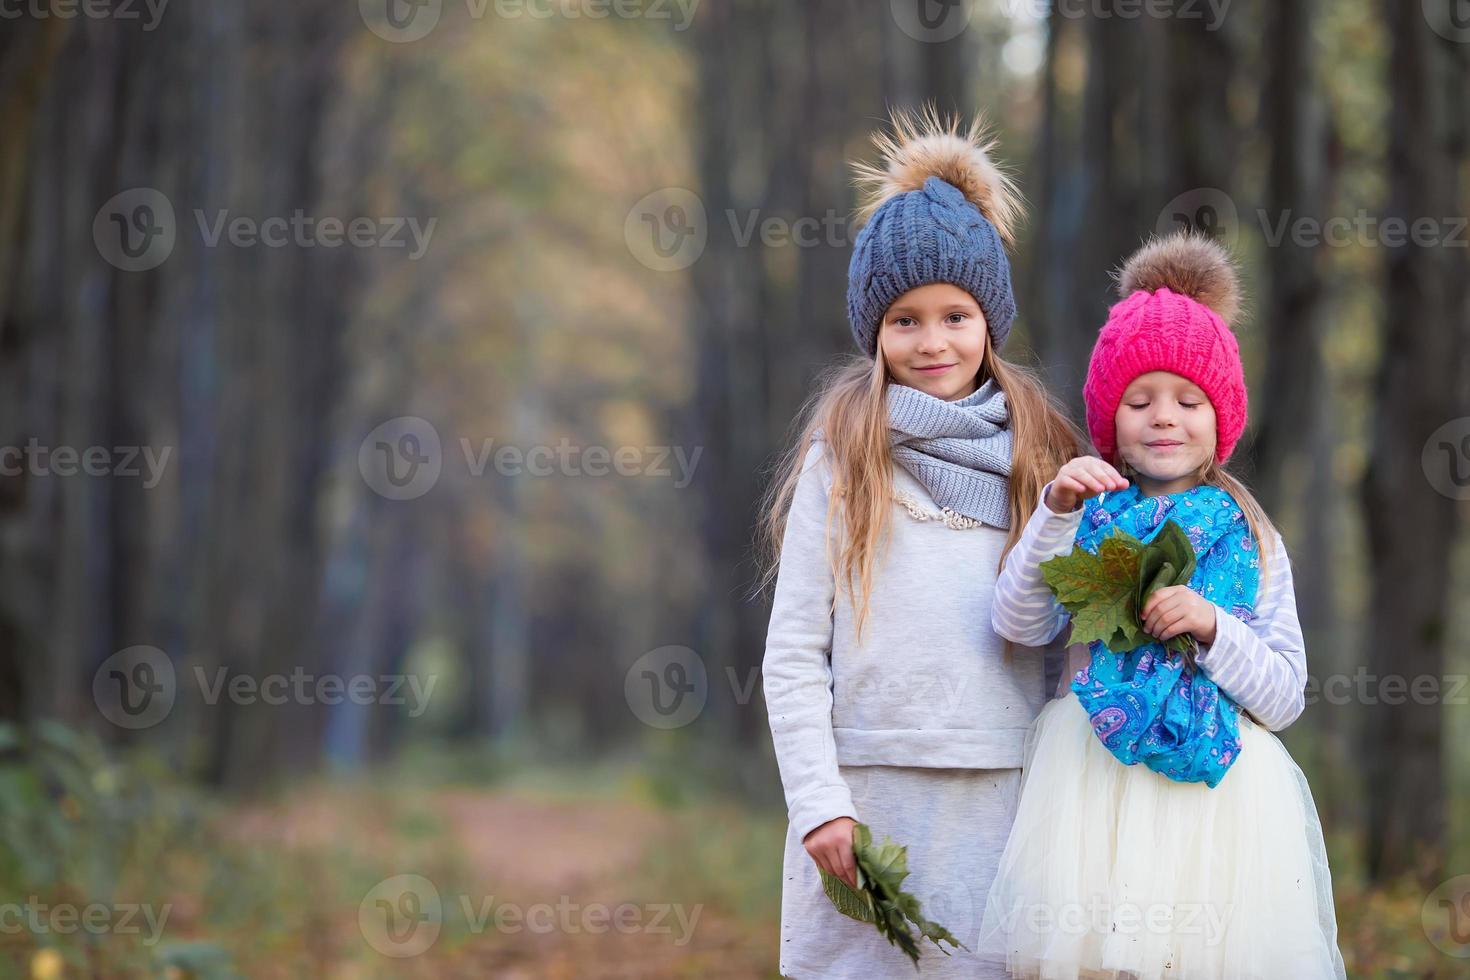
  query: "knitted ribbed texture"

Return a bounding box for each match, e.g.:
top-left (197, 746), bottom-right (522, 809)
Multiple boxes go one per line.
top-left (886, 377), bottom-right (1013, 529)
top-left (847, 176), bottom-right (1016, 356)
top-left (1083, 286), bottom-right (1248, 463)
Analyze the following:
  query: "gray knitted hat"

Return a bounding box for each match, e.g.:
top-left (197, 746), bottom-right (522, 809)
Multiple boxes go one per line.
top-left (846, 110), bottom-right (1024, 356)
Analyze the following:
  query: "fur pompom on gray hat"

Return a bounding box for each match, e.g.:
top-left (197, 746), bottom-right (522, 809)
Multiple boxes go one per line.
top-left (846, 108), bottom-right (1025, 356)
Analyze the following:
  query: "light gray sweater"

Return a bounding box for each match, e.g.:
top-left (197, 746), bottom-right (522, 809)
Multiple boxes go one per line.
top-left (762, 443), bottom-right (1054, 842)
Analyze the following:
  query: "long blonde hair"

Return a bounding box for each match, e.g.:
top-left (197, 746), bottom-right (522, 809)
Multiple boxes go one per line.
top-left (757, 343), bottom-right (1081, 642)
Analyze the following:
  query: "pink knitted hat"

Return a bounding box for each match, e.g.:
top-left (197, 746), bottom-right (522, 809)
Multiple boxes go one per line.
top-left (1082, 233), bottom-right (1247, 464)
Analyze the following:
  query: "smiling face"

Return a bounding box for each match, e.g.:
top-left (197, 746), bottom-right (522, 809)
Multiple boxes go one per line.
top-left (876, 282), bottom-right (988, 401)
top-left (1114, 371), bottom-right (1218, 496)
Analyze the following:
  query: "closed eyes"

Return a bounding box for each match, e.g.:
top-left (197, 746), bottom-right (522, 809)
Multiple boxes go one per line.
top-left (1125, 400), bottom-right (1203, 409)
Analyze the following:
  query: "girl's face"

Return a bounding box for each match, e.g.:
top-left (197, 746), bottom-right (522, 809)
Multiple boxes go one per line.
top-left (1114, 371), bottom-right (1217, 495)
top-left (877, 283), bottom-right (987, 402)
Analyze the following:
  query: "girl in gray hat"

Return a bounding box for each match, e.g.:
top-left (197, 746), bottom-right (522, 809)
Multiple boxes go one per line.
top-left (758, 108), bottom-right (1080, 978)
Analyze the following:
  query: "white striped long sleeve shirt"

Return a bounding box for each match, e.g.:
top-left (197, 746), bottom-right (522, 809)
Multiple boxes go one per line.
top-left (991, 481), bottom-right (1310, 731)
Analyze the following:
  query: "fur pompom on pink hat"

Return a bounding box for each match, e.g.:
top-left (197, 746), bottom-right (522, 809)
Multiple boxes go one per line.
top-left (1083, 232), bottom-right (1248, 464)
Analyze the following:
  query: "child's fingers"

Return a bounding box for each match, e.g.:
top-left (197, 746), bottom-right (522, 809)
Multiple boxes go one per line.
top-left (838, 846), bottom-right (857, 890)
top-left (1142, 585), bottom-right (1185, 614)
top-left (1070, 476), bottom-right (1105, 499)
top-left (1142, 591), bottom-right (1183, 634)
top-left (1097, 461), bottom-right (1129, 489)
top-left (1148, 598), bottom-right (1196, 640)
top-left (1155, 609), bottom-right (1190, 641)
top-left (1063, 470), bottom-right (1104, 496)
top-left (1092, 463), bottom-right (1126, 491)
top-left (819, 845), bottom-right (856, 891)
top-left (1146, 601), bottom-right (1180, 636)
top-left (1080, 459), bottom-right (1126, 493)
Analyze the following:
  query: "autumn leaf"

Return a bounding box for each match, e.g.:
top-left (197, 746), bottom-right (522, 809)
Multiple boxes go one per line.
top-left (1041, 528), bottom-right (1146, 652)
top-left (1041, 520), bottom-right (1201, 656)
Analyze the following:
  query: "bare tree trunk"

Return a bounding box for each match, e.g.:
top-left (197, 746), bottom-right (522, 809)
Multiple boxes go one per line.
top-left (1249, 0), bottom-right (1340, 798)
top-left (1359, 0), bottom-right (1467, 883)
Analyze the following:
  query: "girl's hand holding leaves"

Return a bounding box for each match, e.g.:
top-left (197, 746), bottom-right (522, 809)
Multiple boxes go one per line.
top-left (803, 816), bottom-right (858, 890)
top-left (1141, 585), bottom-right (1217, 647)
top-left (817, 821), bottom-right (968, 968)
top-left (1041, 518), bottom-right (1207, 662)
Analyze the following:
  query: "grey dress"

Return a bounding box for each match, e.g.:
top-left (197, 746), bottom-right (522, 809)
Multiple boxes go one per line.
top-left (763, 445), bottom-right (1058, 978)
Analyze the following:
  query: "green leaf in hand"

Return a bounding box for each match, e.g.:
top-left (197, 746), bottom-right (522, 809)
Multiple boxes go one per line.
top-left (818, 822), bottom-right (969, 967)
top-left (819, 859), bottom-right (874, 923)
top-left (1136, 520), bottom-right (1198, 656)
top-left (1040, 528), bottom-right (1146, 653)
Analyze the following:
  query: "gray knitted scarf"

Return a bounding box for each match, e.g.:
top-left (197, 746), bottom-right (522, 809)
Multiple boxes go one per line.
top-left (887, 377), bottom-right (1013, 529)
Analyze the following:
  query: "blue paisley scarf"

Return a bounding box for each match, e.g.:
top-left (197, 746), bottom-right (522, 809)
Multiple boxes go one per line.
top-left (1068, 483), bottom-right (1260, 788)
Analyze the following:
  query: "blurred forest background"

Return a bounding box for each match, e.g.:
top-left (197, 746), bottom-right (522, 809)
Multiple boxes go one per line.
top-left (1, 0), bottom-right (1468, 976)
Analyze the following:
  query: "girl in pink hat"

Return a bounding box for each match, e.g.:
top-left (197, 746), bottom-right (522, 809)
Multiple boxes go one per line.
top-left (978, 232), bottom-right (1345, 979)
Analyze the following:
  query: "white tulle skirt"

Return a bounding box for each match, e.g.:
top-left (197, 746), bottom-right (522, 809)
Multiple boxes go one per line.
top-left (978, 694), bottom-right (1345, 980)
